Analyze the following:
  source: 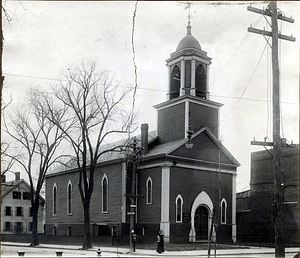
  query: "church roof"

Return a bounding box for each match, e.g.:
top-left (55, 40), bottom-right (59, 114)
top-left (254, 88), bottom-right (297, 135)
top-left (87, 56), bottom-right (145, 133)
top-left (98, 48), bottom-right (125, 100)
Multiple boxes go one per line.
top-left (144, 127), bottom-right (240, 167)
top-left (176, 23), bottom-right (201, 51)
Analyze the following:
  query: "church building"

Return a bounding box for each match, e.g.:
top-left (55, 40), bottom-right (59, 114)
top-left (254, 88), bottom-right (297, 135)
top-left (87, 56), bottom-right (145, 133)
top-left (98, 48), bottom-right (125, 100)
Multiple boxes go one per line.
top-left (45, 21), bottom-right (240, 244)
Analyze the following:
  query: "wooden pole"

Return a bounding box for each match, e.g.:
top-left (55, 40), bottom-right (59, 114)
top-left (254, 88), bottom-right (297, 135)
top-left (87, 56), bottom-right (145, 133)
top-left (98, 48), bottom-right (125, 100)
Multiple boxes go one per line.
top-left (271, 2), bottom-right (285, 257)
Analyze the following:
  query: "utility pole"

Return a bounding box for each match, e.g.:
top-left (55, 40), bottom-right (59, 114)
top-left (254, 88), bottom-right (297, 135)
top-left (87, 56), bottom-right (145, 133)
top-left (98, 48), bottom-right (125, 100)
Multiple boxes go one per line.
top-left (125, 138), bottom-right (140, 254)
top-left (248, 2), bottom-right (295, 258)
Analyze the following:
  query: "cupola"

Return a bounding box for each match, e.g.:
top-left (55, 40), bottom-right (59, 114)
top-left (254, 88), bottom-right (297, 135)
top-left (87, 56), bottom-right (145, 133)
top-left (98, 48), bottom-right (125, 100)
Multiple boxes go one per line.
top-left (166, 22), bottom-right (212, 100)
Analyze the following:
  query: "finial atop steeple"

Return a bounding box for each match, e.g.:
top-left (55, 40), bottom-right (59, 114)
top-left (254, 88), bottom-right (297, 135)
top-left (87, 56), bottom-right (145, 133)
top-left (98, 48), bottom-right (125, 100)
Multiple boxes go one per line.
top-left (185, 2), bottom-right (192, 35)
top-left (187, 21), bottom-right (192, 35)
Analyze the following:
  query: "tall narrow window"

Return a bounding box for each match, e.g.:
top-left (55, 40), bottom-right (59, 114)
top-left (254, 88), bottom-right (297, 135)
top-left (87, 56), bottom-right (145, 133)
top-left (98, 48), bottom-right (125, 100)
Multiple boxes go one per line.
top-left (221, 198), bottom-right (227, 224)
top-left (175, 195), bottom-right (183, 223)
top-left (67, 181), bottom-right (72, 215)
top-left (102, 174), bottom-right (108, 213)
top-left (195, 64), bottom-right (207, 98)
top-left (53, 183), bottom-right (57, 215)
top-left (146, 177), bottom-right (153, 204)
top-left (170, 66), bottom-right (180, 99)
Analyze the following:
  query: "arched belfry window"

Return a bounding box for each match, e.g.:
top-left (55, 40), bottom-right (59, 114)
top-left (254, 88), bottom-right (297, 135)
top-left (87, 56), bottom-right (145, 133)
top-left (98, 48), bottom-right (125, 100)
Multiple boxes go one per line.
top-left (67, 180), bottom-right (72, 215)
top-left (102, 174), bottom-right (109, 213)
top-left (53, 183), bottom-right (57, 216)
top-left (195, 64), bottom-right (207, 99)
top-left (146, 177), bottom-right (152, 204)
top-left (220, 198), bottom-right (227, 224)
top-left (170, 66), bottom-right (180, 99)
top-left (175, 194), bottom-right (183, 223)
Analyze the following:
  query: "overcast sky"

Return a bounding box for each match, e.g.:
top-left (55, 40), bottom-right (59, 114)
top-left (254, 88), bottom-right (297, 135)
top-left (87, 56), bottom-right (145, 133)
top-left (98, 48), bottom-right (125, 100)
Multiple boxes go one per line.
top-left (2, 1), bottom-right (299, 192)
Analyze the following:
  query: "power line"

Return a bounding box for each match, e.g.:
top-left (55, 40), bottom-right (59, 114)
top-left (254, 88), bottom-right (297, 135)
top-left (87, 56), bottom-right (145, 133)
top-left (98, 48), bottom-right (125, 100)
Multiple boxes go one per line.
top-left (220, 42), bottom-right (269, 124)
top-left (3, 73), bottom-right (298, 105)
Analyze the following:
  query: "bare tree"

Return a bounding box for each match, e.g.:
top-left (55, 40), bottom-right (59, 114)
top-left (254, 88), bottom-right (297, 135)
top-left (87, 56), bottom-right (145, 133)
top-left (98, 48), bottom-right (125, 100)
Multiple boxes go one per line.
top-left (50, 61), bottom-right (135, 249)
top-left (3, 88), bottom-right (70, 246)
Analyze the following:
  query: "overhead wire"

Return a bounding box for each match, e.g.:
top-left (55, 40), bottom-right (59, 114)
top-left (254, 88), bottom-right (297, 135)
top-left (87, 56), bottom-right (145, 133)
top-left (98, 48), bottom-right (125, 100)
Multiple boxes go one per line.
top-left (220, 42), bottom-right (269, 124)
top-left (211, 15), bottom-right (263, 86)
top-left (3, 72), bottom-right (298, 105)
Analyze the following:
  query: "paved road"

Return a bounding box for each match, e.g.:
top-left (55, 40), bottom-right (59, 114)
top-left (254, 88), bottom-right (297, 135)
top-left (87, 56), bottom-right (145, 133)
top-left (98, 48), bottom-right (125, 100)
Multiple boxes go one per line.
top-left (1, 242), bottom-right (299, 257)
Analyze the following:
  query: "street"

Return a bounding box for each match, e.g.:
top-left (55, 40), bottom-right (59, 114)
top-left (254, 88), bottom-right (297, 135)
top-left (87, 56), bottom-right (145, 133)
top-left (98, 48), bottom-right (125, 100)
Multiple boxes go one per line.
top-left (1, 242), bottom-right (299, 257)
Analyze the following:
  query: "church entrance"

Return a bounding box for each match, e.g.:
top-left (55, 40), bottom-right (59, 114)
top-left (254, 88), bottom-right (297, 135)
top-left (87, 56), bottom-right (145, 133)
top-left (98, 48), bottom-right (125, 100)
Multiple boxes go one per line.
top-left (195, 206), bottom-right (209, 240)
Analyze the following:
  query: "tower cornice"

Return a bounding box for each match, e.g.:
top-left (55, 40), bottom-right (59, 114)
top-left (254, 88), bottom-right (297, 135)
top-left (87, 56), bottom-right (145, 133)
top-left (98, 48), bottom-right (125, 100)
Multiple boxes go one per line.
top-left (153, 95), bottom-right (223, 111)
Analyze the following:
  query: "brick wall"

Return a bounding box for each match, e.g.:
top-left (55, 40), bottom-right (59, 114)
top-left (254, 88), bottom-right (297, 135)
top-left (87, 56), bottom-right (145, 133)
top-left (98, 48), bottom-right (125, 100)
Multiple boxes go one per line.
top-left (157, 102), bottom-right (185, 144)
top-left (189, 102), bottom-right (219, 137)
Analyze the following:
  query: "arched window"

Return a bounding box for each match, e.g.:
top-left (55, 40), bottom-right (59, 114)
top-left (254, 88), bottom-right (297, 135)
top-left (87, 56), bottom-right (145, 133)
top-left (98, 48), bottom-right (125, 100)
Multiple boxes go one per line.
top-left (175, 195), bottom-right (183, 223)
top-left (146, 177), bottom-right (153, 204)
top-left (170, 66), bottom-right (180, 99)
top-left (67, 181), bottom-right (72, 215)
top-left (195, 64), bottom-right (207, 99)
top-left (221, 198), bottom-right (227, 224)
top-left (102, 174), bottom-right (108, 213)
top-left (53, 183), bottom-right (57, 215)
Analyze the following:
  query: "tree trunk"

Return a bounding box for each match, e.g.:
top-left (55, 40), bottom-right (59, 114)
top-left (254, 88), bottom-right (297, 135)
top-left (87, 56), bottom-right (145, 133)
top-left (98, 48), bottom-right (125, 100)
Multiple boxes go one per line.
top-left (31, 204), bottom-right (39, 246)
top-left (82, 201), bottom-right (92, 249)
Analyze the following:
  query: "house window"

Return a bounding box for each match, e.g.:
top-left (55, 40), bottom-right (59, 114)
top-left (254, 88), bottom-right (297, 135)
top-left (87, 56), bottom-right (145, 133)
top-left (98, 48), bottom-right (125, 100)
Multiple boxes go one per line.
top-left (221, 198), bottom-right (227, 224)
top-left (23, 192), bottom-right (31, 200)
top-left (53, 183), bottom-right (57, 215)
top-left (67, 181), bottom-right (72, 215)
top-left (16, 207), bottom-right (23, 216)
top-left (175, 195), bottom-right (183, 223)
top-left (5, 206), bottom-right (11, 216)
top-left (29, 222), bottom-right (33, 232)
top-left (102, 174), bottom-right (108, 213)
top-left (13, 191), bottom-right (21, 199)
top-left (146, 177), bottom-right (152, 204)
top-left (68, 227), bottom-right (72, 236)
top-left (5, 222), bottom-right (11, 231)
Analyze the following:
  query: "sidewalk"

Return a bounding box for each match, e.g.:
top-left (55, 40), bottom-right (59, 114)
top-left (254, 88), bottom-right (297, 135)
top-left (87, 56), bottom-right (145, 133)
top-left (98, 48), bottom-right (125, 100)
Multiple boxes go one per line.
top-left (2, 241), bottom-right (300, 257)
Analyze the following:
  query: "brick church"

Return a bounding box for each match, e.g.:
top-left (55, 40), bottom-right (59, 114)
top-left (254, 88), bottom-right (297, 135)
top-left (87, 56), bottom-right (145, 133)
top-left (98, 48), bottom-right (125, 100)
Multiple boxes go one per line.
top-left (45, 21), bottom-right (240, 243)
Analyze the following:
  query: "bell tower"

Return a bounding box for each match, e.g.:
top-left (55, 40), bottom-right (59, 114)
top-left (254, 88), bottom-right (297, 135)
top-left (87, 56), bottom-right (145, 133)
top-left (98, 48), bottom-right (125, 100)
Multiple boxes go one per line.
top-left (154, 21), bottom-right (223, 144)
top-left (166, 22), bottom-right (212, 100)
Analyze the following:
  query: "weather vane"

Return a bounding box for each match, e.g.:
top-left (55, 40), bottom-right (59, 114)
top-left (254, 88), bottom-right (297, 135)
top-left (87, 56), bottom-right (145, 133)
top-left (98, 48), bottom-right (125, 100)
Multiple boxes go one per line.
top-left (178, 2), bottom-right (194, 24)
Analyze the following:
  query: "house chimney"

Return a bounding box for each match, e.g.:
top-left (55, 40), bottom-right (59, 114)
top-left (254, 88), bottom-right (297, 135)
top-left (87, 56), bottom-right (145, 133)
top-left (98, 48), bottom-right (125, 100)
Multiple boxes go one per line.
top-left (1, 174), bottom-right (6, 183)
top-left (141, 123), bottom-right (149, 155)
top-left (15, 172), bottom-right (20, 181)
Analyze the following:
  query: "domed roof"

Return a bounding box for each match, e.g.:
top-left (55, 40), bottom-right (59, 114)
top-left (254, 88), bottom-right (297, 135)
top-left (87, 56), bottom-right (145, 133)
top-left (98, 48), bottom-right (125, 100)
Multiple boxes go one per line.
top-left (176, 23), bottom-right (201, 51)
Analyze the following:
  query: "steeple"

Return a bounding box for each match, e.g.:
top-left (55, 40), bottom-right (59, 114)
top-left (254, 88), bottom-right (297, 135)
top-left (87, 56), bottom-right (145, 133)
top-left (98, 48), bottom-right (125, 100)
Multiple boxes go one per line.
top-left (166, 22), bottom-right (212, 100)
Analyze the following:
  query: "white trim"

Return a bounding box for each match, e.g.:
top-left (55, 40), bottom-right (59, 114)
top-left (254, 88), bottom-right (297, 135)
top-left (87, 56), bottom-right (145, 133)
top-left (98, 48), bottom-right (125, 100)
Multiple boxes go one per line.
top-left (53, 183), bottom-right (57, 216)
top-left (168, 66), bottom-right (171, 101)
top-left (146, 177), bottom-right (153, 204)
top-left (121, 162), bottom-right (126, 223)
top-left (175, 194), bottom-right (183, 223)
top-left (185, 100), bottom-right (189, 138)
top-left (207, 65), bottom-right (210, 100)
top-left (220, 198), bottom-right (227, 224)
top-left (67, 180), bottom-right (72, 216)
top-left (180, 60), bottom-right (185, 96)
top-left (191, 60), bottom-right (196, 96)
top-left (101, 173), bottom-right (109, 213)
top-left (189, 191), bottom-right (214, 242)
top-left (154, 96), bottom-right (222, 111)
top-left (166, 54), bottom-right (211, 67)
top-left (161, 166), bottom-right (170, 243)
top-left (232, 174), bottom-right (237, 243)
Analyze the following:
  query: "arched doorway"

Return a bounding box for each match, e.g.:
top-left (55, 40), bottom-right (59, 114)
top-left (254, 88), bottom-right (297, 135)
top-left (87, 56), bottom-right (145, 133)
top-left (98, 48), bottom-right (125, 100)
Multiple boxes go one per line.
top-left (194, 206), bottom-right (209, 240)
top-left (189, 191), bottom-right (214, 242)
